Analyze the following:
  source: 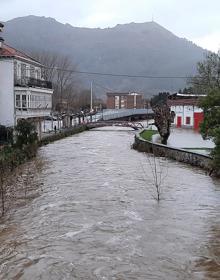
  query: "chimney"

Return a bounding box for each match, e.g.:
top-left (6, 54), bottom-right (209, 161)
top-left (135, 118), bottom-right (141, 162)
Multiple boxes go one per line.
top-left (0, 22), bottom-right (4, 49)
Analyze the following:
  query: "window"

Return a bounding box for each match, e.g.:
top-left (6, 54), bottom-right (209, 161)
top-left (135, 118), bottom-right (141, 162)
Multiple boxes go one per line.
top-left (115, 96), bottom-right (119, 109)
top-left (21, 63), bottom-right (26, 79)
top-left (16, 94), bottom-right (21, 108)
top-left (27, 95), bottom-right (30, 108)
top-left (176, 106), bottom-right (183, 113)
top-left (133, 95), bottom-right (137, 108)
top-left (14, 61), bottom-right (18, 80)
top-left (22, 95), bottom-right (27, 109)
top-left (186, 116), bottom-right (191, 125)
top-left (186, 106), bottom-right (192, 111)
top-left (36, 69), bottom-right (41, 80)
top-left (30, 66), bottom-right (35, 78)
top-left (121, 96), bottom-right (125, 108)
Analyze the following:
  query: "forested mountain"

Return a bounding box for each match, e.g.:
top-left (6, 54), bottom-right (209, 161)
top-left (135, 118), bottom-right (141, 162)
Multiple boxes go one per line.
top-left (3, 16), bottom-right (207, 97)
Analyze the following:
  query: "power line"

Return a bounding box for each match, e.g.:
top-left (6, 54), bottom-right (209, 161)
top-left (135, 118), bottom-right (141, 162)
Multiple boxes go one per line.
top-left (50, 68), bottom-right (215, 86)
top-left (40, 65), bottom-right (193, 79)
top-left (23, 65), bottom-right (218, 85)
top-left (93, 81), bottom-right (116, 92)
top-left (52, 67), bottom-right (191, 79)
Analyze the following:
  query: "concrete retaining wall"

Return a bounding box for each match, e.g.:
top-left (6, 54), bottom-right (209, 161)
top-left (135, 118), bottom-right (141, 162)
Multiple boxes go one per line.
top-left (40, 125), bottom-right (88, 146)
top-left (133, 132), bottom-right (214, 173)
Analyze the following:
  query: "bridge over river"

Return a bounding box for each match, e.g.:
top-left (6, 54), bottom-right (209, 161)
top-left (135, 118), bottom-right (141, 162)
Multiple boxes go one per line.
top-left (101, 108), bottom-right (154, 121)
top-left (87, 120), bottom-right (144, 130)
top-left (85, 108), bottom-right (153, 130)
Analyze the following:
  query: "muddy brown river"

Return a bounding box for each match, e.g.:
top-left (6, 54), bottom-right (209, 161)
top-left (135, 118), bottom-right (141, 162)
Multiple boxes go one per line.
top-left (0, 128), bottom-right (220, 279)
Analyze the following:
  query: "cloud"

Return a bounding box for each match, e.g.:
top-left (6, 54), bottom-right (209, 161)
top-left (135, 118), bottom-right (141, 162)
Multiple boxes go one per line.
top-left (193, 32), bottom-right (220, 53)
top-left (82, 12), bottom-right (117, 28)
top-left (1, 0), bottom-right (220, 52)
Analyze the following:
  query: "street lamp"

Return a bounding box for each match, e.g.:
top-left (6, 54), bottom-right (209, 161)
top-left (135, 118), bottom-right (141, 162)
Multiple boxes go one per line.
top-left (90, 81), bottom-right (93, 113)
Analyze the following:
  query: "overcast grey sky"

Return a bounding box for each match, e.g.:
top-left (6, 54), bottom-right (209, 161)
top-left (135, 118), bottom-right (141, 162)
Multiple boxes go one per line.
top-left (1, 0), bottom-right (220, 52)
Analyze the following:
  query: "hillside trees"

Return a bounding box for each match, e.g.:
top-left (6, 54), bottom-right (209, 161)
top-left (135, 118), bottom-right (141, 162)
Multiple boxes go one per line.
top-left (191, 52), bottom-right (220, 93)
top-left (5, 16), bottom-right (206, 94)
top-left (178, 87), bottom-right (194, 94)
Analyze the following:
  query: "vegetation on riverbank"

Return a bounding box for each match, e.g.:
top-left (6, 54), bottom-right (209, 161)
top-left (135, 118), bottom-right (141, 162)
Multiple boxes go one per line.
top-left (140, 129), bottom-right (158, 141)
top-left (199, 89), bottom-right (220, 171)
top-left (191, 53), bottom-right (220, 171)
top-left (0, 122), bottom-right (89, 216)
top-left (0, 120), bottom-right (38, 215)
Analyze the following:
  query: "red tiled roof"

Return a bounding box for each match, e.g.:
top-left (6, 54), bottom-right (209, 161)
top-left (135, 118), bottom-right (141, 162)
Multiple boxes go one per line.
top-left (0, 43), bottom-right (40, 64)
top-left (106, 92), bottom-right (142, 96)
top-left (107, 92), bottom-right (130, 96)
top-left (167, 99), bottom-right (199, 106)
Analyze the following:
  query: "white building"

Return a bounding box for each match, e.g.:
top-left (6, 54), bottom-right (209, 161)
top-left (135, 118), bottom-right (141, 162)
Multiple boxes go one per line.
top-left (167, 93), bottom-right (205, 130)
top-left (0, 37), bottom-right (53, 138)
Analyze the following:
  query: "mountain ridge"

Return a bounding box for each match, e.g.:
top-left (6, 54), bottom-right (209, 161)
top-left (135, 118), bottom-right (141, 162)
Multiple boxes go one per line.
top-left (2, 16), bottom-right (207, 97)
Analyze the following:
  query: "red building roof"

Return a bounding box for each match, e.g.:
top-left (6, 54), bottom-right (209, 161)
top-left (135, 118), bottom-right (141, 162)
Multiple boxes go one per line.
top-left (106, 92), bottom-right (142, 97)
top-left (0, 43), bottom-right (41, 64)
top-left (167, 93), bottom-right (205, 107)
top-left (167, 99), bottom-right (199, 106)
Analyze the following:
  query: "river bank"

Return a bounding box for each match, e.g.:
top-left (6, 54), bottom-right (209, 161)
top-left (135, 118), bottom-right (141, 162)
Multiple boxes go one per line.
top-left (40, 124), bottom-right (88, 146)
top-left (135, 129), bottom-right (220, 177)
top-left (0, 124), bottom-right (89, 216)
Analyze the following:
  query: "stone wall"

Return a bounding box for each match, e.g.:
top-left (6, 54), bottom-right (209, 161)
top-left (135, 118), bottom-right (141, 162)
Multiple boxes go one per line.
top-left (133, 132), bottom-right (215, 174)
top-left (40, 125), bottom-right (88, 146)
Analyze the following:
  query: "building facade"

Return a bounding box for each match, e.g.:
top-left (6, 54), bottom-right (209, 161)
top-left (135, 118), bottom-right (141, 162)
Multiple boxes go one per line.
top-left (0, 39), bottom-right (53, 138)
top-left (106, 92), bottom-right (144, 109)
top-left (167, 93), bottom-right (204, 130)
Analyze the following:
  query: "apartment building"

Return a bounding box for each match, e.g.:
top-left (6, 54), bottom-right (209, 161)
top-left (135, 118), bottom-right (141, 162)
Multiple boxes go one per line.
top-left (0, 28), bottom-right (53, 138)
top-left (106, 92), bottom-right (144, 109)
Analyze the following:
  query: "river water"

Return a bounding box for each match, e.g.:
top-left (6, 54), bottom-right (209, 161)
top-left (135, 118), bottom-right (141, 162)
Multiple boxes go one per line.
top-left (0, 128), bottom-right (220, 280)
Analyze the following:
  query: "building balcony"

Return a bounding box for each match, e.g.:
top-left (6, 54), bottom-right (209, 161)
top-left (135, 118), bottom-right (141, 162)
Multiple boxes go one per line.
top-left (15, 77), bottom-right (52, 90)
top-left (16, 108), bottom-right (51, 119)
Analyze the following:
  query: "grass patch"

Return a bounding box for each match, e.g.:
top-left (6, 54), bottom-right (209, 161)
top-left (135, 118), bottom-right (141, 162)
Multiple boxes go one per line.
top-left (140, 129), bottom-right (158, 141)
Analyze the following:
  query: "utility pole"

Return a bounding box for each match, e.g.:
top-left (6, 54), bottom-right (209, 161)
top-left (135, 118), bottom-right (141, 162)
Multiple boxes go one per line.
top-left (90, 81), bottom-right (93, 113)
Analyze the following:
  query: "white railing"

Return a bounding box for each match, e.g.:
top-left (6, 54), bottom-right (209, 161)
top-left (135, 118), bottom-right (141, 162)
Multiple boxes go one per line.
top-left (16, 108), bottom-right (51, 118)
top-left (102, 109), bottom-right (153, 120)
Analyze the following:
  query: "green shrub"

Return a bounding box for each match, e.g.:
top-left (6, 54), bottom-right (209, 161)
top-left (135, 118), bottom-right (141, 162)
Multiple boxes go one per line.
top-left (15, 119), bottom-right (38, 148)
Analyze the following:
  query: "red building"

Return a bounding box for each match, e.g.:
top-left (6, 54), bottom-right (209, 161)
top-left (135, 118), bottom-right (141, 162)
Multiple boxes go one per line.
top-left (167, 93), bottom-right (205, 130)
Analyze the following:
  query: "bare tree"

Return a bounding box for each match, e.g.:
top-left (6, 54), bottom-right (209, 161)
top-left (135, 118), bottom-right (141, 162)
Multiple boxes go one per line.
top-left (152, 104), bottom-right (175, 145)
top-left (141, 147), bottom-right (168, 202)
top-left (191, 52), bottom-right (220, 93)
top-left (32, 51), bottom-right (80, 112)
top-left (55, 56), bottom-right (78, 111)
top-left (33, 51), bottom-right (58, 82)
top-left (150, 93), bottom-right (175, 145)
